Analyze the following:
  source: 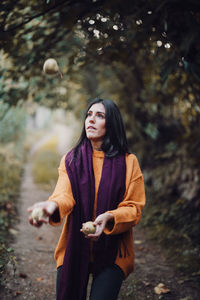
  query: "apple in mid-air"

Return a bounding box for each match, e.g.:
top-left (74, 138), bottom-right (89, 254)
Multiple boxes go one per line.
top-left (43, 58), bottom-right (63, 78)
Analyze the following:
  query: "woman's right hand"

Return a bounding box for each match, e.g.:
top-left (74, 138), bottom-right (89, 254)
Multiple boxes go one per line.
top-left (27, 201), bottom-right (58, 227)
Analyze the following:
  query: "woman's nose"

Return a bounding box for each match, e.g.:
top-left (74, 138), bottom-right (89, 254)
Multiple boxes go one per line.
top-left (89, 115), bottom-right (95, 123)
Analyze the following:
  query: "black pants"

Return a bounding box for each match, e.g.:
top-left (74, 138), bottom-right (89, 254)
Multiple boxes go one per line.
top-left (56, 264), bottom-right (124, 300)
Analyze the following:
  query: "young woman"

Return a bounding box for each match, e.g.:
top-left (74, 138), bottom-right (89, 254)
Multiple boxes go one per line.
top-left (28, 98), bottom-right (146, 300)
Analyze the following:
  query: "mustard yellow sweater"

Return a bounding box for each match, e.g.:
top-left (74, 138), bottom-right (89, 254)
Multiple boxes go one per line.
top-left (48, 150), bottom-right (145, 278)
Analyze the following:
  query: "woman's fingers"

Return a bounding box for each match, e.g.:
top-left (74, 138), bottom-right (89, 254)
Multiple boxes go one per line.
top-left (28, 216), bottom-right (42, 227)
top-left (28, 201), bottom-right (57, 227)
top-left (81, 213), bottom-right (114, 240)
top-left (28, 214), bottom-right (49, 227)
top-left (86, 212), bottom-right (114, 240)
top-left (83, 215), bottom-right (105, 239)
top-left (27, 205), bottom-right (34, 213)
top-left (86, 223), bottom-right (104, 239)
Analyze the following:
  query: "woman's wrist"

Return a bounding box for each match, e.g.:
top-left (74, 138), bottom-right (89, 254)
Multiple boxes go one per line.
top-left (47, 201), bottom-right (58, 213)
top-left (105, 212), bottom-right (114, 221)
top-left (48, 201), bottom-right (60, 223)
top-left (105, 212), bottom-right (114, 230)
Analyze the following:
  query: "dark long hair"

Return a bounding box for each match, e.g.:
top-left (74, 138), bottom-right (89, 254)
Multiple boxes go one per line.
top-left (73, 98), bottom-right (129, 158)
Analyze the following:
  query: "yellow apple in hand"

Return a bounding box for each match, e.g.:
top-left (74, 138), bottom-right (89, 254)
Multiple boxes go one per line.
top-left (31, 207), bottom-right (47, 222)
top-left (81, 221), bottom-right (96, 235)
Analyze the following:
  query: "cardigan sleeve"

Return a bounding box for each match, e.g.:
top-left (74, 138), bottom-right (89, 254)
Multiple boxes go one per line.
top-left (104, 154), bottom-right (145, 235)
top-left (47, 155), bottom-right (75, 225)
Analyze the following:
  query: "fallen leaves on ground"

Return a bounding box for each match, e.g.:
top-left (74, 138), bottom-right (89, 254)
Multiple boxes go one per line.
top-left (36, 277), bottom-right (44, 281)
top-left (134, 240), bottom-right (143, 244)
top-left (143, 280), bottom-right (151, 286)
top-left (35, 235), bottom-right (43, 240)
top-left (13, 290), bottom-right (22, 296)
top-left (154, 283), bottom-right (170, 294)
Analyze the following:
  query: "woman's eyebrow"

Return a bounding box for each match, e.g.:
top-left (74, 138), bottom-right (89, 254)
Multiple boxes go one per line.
top-left (88, 110), bottom-right (105, 114)
top-left (96, 111), bottom-right (106, 114)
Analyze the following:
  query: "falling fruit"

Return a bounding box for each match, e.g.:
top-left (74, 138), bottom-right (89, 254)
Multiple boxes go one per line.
top-left (31, 207), bottom-right (47, 222)
top-left (81, 221), bottom-right (96, 235)
top-left (43, 58), bottom-right (63, 78)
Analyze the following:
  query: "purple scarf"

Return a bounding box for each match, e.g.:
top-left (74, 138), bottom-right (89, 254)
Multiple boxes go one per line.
top-left (57, 140), bottom-right (126, 300)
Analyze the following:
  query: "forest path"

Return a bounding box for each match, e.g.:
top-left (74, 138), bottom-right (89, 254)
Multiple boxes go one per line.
top-left (1, 125), bottom-right (199, 300)
top-left (1, 123), bottom-right (75, 300)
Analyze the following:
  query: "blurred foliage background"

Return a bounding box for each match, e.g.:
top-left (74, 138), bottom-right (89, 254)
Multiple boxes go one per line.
top-left (32, 136), bottom-right (61, 190)
top-left (0, 101), bottom-right (26, 284)
top-left (0, 0), bottom-right (200, 281)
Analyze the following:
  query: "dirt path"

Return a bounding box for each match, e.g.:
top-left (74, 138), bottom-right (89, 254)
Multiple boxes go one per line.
top-left (1, 122), bottom-right (77, 300)
top-left (1, 125), bottom-right (200, 299)
top-left (2, 161), bottom-right (61, 299)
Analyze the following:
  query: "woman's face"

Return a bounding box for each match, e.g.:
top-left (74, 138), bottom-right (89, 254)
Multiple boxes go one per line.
top-left (85, 103), bottom-right (106, 145)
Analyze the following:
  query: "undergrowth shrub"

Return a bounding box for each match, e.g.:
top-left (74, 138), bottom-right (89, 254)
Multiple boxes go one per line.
top-left (0, 101), bottom-right (26, 287)
top-left (142, 159), bottom-right (200, 277)
top-left (0, 145), bottom-right (25, 287)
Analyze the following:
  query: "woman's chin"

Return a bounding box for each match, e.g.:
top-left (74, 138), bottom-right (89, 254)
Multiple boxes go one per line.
top-left (87, 134), bottom-right (96, 140)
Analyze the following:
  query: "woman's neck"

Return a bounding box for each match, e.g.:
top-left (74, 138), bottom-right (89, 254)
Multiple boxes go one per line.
top-left (90, 140), bottom-right (102, 151)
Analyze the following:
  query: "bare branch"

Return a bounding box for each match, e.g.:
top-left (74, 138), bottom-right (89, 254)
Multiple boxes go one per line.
top-left (2, 0), bottom-right (74, 33)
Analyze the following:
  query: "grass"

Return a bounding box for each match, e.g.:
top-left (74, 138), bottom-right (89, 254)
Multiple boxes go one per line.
top-left (32, 136), bottom-right (61, 191)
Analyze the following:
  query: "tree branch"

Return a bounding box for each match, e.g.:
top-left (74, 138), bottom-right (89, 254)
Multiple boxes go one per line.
top-left (2, 0), bottom-right (74, 33)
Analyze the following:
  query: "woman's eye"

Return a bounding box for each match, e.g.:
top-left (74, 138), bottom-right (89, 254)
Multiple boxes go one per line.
top-left (97, 114), bottom-right (104, 118)
top-left (86, 112), bottom-right (105, 118)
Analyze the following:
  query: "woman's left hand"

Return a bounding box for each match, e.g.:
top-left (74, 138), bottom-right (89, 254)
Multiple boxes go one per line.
top-left (86, 212), bottom-right (114, 241)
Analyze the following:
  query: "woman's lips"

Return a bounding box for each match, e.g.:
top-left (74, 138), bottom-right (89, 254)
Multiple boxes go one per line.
top-left (87, 126), bottom-right (96, 130)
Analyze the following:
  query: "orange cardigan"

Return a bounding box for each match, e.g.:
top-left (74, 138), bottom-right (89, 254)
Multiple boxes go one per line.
top-left (48, 150), bottom-right (145, 278)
